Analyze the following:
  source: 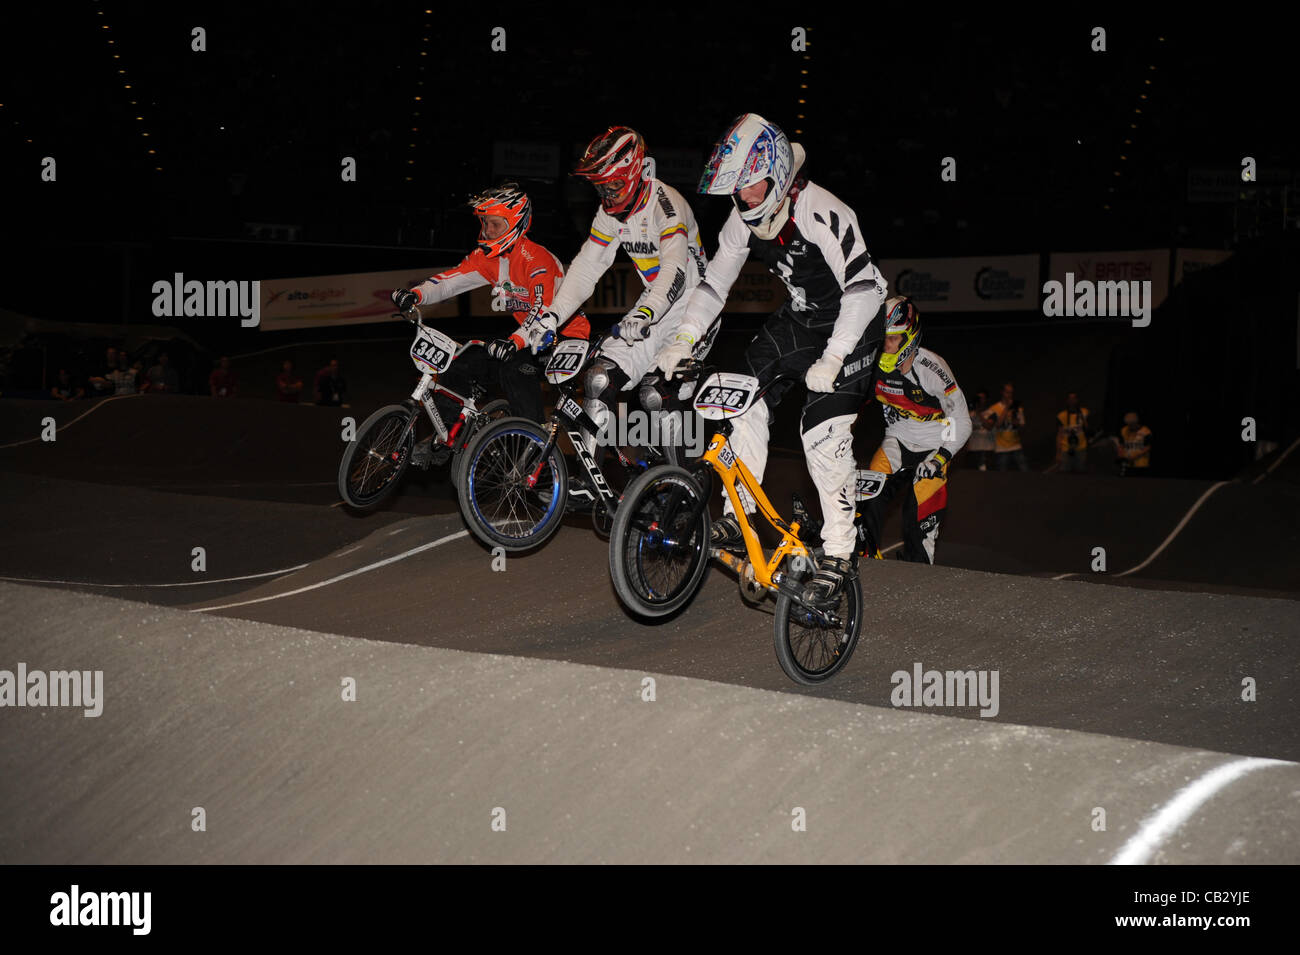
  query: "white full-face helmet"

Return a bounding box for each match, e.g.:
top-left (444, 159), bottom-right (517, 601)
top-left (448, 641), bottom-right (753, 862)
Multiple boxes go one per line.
top-left (698, 113), bottom-right (804, 238)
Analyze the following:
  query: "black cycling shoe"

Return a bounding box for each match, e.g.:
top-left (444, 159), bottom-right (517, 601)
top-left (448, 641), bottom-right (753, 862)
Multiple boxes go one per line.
top-left (564, 475), bottom-right (597, 512)
top-left (710, 515), bottom-right (746, 553)
top-left (411, 436), bottom-right (451, 470)
top-left (801, 556), bottom-right (855, 608)
top-left (410, 436), bottom-right (432, 469)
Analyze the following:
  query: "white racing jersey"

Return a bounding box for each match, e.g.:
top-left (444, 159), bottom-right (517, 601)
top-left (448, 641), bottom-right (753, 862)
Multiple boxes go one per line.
top-left (873, 347), bottom-right (972, 457)
top-left (548, 179), bottom-right (707, 324)
top-left (677, 179), bottom-right (887, 361)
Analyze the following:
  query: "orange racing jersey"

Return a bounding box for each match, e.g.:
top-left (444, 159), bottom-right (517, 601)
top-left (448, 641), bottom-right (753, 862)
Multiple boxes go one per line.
top-left (410, 237), bottom-right (590, 347)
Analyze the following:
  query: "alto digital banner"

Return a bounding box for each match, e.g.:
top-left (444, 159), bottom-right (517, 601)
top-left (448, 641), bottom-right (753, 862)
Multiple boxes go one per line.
top-left (259, 268), bottom-right (457, 331)
top-left (882, 255), bottom-right (1040, 312)
top-left (1045, 249), bottom-right (1170, 311)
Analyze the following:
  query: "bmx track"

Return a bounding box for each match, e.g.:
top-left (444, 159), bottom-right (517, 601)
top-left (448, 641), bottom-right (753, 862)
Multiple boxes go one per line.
top-left (1, 396), bottom-right (1297, 862)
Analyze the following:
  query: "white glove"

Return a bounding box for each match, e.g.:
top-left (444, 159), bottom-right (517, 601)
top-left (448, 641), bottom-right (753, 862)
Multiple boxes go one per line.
top-left (616, 305), bottom-right (655, 343)
top-left (655, 333), bottom-right (695, 376)
top-left (522, 309), bottom-right (559, 354)
top-left (804, 353), bottom-right (843, 393)
top-left (914, 450), bottom-right (951, 482)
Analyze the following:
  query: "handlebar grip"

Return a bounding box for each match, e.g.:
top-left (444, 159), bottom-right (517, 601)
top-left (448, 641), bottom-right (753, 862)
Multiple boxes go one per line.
top-left (610, 322), bottom-right (652, 340)
top-left (539, 330), bottom-right (555, 350)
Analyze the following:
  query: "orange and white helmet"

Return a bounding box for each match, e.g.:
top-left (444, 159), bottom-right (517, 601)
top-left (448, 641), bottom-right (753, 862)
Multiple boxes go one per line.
top-left (468, 182), bottom-right (531, 258)
top-left (573, 126), bottom-right (651, 219)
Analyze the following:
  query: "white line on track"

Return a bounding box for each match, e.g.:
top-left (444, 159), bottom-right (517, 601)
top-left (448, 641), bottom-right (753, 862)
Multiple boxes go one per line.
top-left (1052, 480), bottom-right (1230, 580)
top-left (148, 481), bottom-right (336, 489)
top-left (0, 564), bottom-right (309, 588)
top-left (1252, 434), bottom-right (1300, 484)
top-left (1109, 756), bottom-right (1293, 865)
top-left (0, 394), bottom-right (141, 448)
top-left (189, 530), bottom-right (468, 612)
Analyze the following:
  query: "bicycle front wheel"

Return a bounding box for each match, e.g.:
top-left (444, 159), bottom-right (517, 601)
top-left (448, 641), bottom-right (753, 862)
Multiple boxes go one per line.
top-left (458, 416), bottom-right (568, 552)
top-left (450, 398), bottom-right (510, 491)
top-left (773, 570), bottom-right (863, 685)
top-left (609, 465), bottom-right (711, 618)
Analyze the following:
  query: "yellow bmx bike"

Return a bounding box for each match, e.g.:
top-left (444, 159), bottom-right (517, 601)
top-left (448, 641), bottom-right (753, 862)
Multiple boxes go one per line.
top-left (607, 363), bottom-right (863, 685)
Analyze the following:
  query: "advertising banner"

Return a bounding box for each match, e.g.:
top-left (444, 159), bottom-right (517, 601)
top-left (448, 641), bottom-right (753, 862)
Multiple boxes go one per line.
top-left (883, 255), bottom-right (1039, 312)
top-left (260, 268), bottom-right (456, 331)
top-left (1046, 249), bottom-right (1170, 311)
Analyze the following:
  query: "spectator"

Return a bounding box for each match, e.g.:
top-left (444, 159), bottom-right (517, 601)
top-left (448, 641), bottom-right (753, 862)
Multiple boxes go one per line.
top-left (983, 382), bottom-right (1028, 471)
top-left (966, 389), bottom-right (995, 470)
top-left (51, 368), bottom-right (84, 401)
top-left (86, 345), bottom-right (118, 398)
top-left (209, 356), bottom-right (238, 398)
top-left (146, 352), bottom-right (180, 394)
top-left (1112, 411), bottom-right (1152, 476)
top-left (276, 359), bottom-right (304, 403)
top-left (314, 358), bottom-right (348, 406)
top-left (1055, 392), bottom-right (1090, 473)
top-left (131, 359), bottom-right (149, 393)
top-left (107, 353), bottom-right (137, 395)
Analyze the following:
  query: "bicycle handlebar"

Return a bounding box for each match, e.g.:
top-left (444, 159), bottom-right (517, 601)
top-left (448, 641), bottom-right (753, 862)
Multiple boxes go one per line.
top-left (609, 322), bottom-right (653, 341)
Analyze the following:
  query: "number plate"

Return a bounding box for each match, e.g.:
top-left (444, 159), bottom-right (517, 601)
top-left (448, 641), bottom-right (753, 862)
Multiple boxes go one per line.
top-left (693, 372), bottom-right (759, 420)
top-left (716, 444), bottom-right (737, 469)
top-left (559, 396), bottom-right (584, 421)
top-left (855, 469), bottom-right (888, 501)
top-left (410, 326), bottom-right (459, 374)
top-left (545, 339), bottom-right (589, 384)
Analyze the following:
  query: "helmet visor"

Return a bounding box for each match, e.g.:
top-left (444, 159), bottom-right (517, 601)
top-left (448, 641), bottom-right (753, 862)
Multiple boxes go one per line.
top-left (699, 136), bottom-right (739, 194)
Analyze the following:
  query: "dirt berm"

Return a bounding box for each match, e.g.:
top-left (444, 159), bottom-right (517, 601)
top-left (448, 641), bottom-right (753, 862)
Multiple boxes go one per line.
top-left (1, 581), bottom-right (1295, 864)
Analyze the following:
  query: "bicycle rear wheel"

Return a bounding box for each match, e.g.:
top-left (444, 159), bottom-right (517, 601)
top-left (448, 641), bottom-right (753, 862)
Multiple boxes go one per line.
top-left (773, 569), bottom-right (863, 685)
top-left (337, 404), bottom-right (415, 509)
top-left (609, 465), bottom-right (711, 618)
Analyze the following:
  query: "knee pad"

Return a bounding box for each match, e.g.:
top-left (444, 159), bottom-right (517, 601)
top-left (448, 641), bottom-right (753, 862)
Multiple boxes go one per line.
top-left (637, 372), bottom-right (665, 413)
top-left (584, 358), bottom-right (618, 402)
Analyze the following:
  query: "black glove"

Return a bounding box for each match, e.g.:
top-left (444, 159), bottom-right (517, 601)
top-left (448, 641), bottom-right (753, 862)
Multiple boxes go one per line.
top-left (486, 339), bottom-right (517, 362)
top-left (391, 288), bottom-right (418, 312)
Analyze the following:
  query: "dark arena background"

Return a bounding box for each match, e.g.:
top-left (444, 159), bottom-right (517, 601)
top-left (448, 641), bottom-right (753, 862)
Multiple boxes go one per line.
top-left (1, 2), bottom-right (1297, 910)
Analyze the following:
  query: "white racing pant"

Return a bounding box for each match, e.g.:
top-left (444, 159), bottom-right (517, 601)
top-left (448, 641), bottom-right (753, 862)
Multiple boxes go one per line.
top-left (582, 298), bottom-right (688, 459)
top-left (723, 405), bottom-right (859, 559)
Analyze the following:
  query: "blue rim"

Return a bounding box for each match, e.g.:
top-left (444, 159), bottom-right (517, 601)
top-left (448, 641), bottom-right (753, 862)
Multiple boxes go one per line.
top-left (467, 427), bottom-right (559, 541)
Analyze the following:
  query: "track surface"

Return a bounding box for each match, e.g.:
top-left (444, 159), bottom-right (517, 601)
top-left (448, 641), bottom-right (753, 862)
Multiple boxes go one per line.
top-left (1, 395), bottom-right (1297, 862)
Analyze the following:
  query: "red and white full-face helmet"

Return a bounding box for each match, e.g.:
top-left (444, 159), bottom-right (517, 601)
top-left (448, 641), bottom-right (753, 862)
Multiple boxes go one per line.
top-left (468, 182), bottom-right (531, 258)
top-left (573, 126), bottom-right (651, 220)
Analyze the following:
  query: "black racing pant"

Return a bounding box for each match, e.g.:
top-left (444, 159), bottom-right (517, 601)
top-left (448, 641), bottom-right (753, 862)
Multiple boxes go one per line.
top-left (744, 304), bottom-right (879, 430)
top-left (856, 440), bottom-right (948, 564)
top-left (432, 344), bottom-right (543, 426)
